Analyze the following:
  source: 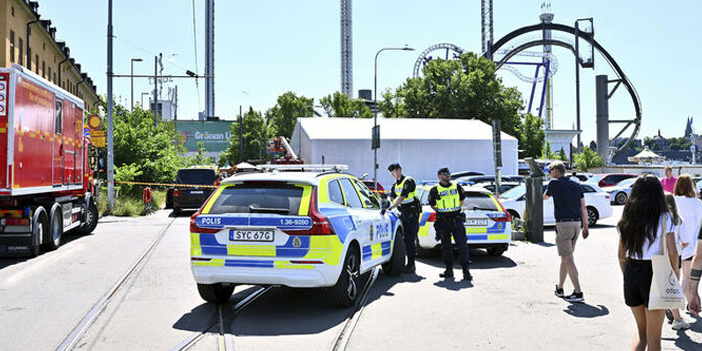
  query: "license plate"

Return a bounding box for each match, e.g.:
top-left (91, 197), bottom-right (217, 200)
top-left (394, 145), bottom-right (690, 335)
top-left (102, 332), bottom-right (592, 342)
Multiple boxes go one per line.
top-left (190, 190), bottom-right (204, 194)
top-left (465, 218), bottom-right (488, 226)
top-left (229, 230), bottom-right (274, 242)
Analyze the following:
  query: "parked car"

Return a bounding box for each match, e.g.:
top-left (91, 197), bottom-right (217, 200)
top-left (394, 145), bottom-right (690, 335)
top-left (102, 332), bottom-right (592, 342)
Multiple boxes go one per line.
top-left (455, 175), bottom-right (513, 185)
top-left (499, 182), bottom-right (613, 227)
top-left (450, 171), bottom-right (484, 180)
top-left (414, 185), bottom-right (511, 257)
top-left (571, 172), bottom-right (594, 182)
top-left (173, 167), bottom-right (219, 215)
top-left (518, 160), bottom-right (530, 175)
top-left (587, 173), bottom-right (636, 189)
top-left (471, 181), bottom-right (522, 195)
top-left (189, 166), bottom-right (405, 306)
top-left (606, 178), bottom-right (636, 205)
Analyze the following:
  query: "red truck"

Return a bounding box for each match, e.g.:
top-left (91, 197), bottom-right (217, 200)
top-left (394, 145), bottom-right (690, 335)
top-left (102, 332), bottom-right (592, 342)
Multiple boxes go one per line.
top-left (0, 64), bottom-right (100, 257)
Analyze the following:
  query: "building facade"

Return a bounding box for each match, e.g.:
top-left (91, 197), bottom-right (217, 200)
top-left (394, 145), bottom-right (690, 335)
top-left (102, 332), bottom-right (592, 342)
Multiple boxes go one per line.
top-left (0, 0), bottom-right (98, 110)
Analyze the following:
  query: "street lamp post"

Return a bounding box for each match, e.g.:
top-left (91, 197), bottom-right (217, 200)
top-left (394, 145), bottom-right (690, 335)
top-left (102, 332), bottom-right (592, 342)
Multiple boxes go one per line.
top-left (130, 58), bottom-right (143, 110)
top-left (373, 45), bottom-right (414, 188)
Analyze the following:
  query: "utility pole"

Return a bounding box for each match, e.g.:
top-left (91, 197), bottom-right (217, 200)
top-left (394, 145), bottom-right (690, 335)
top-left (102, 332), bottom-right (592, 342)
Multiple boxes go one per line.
top-left (239, 105), bottom-right (244, 162)
top-left (106, 0), bottom-right (115, 210)
top-left (153, 55), bottom-right (158, 127)
top-left (205, 0), bottom-right (215, 118)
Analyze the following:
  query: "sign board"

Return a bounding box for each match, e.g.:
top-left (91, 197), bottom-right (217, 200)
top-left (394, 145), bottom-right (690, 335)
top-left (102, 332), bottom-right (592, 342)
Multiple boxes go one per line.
top-left (87, 114), bottom-right (102, 131)
top-left (177, 120), bottom-right (233, 153)
top-left (371, 125), bottom-right (380, 150)
top-left (89, 130), bottom-right (106, 148)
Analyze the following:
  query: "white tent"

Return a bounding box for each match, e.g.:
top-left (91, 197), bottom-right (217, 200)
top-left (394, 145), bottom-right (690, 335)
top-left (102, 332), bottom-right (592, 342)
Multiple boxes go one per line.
top-left (290, 117), bottom-right (518, 188)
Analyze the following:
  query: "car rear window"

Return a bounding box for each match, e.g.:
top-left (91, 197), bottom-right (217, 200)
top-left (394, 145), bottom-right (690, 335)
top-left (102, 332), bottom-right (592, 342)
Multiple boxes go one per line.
top-left (177, 169), bottom-right (217, 185)
top-left (207, 183), bottom-right (305, 215)
top-left (464, 192), bottom-right (499, 211)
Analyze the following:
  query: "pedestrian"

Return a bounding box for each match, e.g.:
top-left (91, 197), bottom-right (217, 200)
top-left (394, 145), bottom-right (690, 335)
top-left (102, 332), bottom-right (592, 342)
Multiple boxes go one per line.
top-left (382, 163), bottom-right (420, 274)
top-left (617, 176), bottom-right (679, 351)
top-left (685, 226), bottom-right (702, 316)
top-left (663, 193), bottom-right (690, 330)
top-left (671, 175), bottom-right (702, 326)
top-left (660, 166), bottom-right (677, 193)
top-left (543, 160), bottom-right (588, 303)
top-left (428, 167), bottom-right (472, 281)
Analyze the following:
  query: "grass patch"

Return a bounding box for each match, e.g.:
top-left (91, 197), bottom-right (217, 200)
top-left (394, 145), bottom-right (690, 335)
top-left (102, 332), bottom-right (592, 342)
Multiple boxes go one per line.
top-left (96, 186), bottom-right (166, 217)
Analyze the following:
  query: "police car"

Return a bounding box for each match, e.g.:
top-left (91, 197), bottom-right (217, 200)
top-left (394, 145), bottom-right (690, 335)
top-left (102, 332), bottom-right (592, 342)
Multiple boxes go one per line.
top-left (189, 165), bottom-right (405, 306)
top-left (414, 185), bottom-right (512, 257)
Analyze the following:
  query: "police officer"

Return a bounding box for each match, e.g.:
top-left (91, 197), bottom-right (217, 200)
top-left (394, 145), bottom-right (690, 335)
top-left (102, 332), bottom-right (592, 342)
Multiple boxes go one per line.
top-left (428, 167), bottom-right (472, 281)
top-left (382, 163), bottom-right (420, 274)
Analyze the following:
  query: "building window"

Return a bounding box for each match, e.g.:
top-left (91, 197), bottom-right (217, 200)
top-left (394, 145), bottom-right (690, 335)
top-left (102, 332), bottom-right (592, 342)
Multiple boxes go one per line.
top-left (11, 6), bottom-right (14, 16)
top-left (9, 31), bottom-right (15, 63)
top-left (19, 39), bottom-right (24, 65)
top-left (47, 67), bottom-right (51, 81)
top-left (42, 61), bottom-right (45, 78)
top-left (53, 72), bottom-right (57, 83)
top-left (43, 42), bottom-right (45, 51)
top-left (35, 55), bottom-right (39, 73)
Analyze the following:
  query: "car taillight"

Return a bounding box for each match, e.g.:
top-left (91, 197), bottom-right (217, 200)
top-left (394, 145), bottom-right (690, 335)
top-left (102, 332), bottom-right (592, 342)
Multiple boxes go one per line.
top-left (605, 194), bottom-right (610, 200)
top-left (284, 187), bottom-right (334, 235)
top-left (174, 189), bottom-right (180, 197)
top-left (493, 198), bottom-right (512, 222)
top-left (427, 212), bottom-right (436, 222)
top-left (190, 209), bottom-right (219, 234)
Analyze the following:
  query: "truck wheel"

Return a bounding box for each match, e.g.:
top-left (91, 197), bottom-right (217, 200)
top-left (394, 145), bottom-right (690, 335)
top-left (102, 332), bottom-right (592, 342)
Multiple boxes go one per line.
top-left (42, 209), bottom-right (62, 251)
top-left (328, 245), bottom-right (361, 307)
top-left (80, 201), bottom-right (98, 235)
top-left (383, 230), bottom-right (406, 275)
top-left (29, 211), bottom-right (46, 257)
top-left (197, 283), bottom-right (235, 303)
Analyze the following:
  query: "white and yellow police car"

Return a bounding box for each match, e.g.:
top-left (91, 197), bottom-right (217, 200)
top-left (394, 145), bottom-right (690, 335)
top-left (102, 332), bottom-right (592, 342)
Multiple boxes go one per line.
top-left (415, 185), bottom-right (511, 257)
top-left (189, 165), bottom-right (405, 306)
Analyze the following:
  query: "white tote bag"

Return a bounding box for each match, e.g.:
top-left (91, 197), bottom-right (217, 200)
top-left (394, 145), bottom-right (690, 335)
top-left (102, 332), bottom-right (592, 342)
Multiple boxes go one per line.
top-left (648, 221), bottom-right (686, 310)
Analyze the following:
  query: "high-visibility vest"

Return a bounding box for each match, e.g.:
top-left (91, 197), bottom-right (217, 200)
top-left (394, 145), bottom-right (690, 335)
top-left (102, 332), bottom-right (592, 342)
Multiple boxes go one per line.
top-left (435, 182), bottom-right (461, 212)
top-left (394, 176), bottom-right (417, 204)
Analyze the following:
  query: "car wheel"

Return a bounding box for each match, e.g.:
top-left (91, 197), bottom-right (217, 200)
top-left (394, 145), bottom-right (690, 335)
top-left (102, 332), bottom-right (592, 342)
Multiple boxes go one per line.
top-left (80, 200), bottom-right (99, 235)
top-left (487, 246), bottom-right (507, 256)
top-left (328, 245), bottom-right (361, 307)
top-left (383, 230), bottom-right (407, 274)
top-left (42, 208), bottom-right (63, 251)
top-left (615, 192), bottom-right (627, 205)
top-left (197, 283), bottom-right (235, 303)
top-left (587, 206), bottom-right (598, 227)
top-left (29, 210), bottom-right (47, 257)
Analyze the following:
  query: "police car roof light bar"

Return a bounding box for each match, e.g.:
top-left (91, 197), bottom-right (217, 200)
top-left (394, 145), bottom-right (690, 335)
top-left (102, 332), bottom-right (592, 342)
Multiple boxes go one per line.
top-left (259, 164), bottom-right (349, 172)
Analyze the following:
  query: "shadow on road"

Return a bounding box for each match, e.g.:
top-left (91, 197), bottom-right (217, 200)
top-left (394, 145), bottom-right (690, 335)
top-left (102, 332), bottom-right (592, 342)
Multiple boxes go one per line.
top-left (433, 278), bottom-right (473, 291)
top-left (417, 249), bottom-right (517, 270)
top-left (172, 286), bottom-right (260, 332)
top-left (562, 303), bottom-right (609, 318)
top-left (663, 318), bottom-right (702, 350)
top-left (0, 230), bottom-right (86, 270)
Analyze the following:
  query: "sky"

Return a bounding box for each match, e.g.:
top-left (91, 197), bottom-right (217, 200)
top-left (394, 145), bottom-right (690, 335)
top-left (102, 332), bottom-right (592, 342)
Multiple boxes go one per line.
top-left (35, 0), bottom-right (702, 145)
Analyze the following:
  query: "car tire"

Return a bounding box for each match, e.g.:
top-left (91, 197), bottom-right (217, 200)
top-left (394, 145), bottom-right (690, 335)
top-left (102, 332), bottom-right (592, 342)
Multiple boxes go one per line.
top-left (29, 210), bottom-right (47, 257)
top-left (80, 200), bottom-right (99, 235)
top-left (42, 208), bottom-right (63, 251)
top-left (586, 206), bottom-right (599, 227)
top-left (328, 245), bottom-right (361, 307)
top-left (487, 245), bottom-right (507, 256)
top-left (383, 230), bottom-right (407, 274)
top-left (197, 283), bottom-right (235, 303)
top-left (615, 192), bottom-right (627, 205)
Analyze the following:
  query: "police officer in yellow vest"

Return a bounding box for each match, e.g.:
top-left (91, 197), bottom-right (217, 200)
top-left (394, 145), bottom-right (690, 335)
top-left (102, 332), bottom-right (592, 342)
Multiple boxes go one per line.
top-left (428, 167), bottom-right (472, 281)
top-left (382, 163), bottom-right (420, 273)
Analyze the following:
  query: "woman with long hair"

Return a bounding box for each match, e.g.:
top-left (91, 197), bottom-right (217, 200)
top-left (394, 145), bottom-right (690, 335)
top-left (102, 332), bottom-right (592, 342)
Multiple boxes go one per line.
top-left (672, 174), bottom-right (702, 328)
top-left (618, 176), bottom-right (679, 351)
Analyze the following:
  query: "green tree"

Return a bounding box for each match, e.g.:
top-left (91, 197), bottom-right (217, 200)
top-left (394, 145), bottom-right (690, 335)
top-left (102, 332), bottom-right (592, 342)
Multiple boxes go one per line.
top-left (378, 52), bottom-right (523, 136)
top-left (320, 91), bottom-right (373, 118)
top-left (573, 147), bottom-right (604, 171)
top-left (542, 140), bottom-right (556, 159)
top-left (266, 92), bottom-right (314, 138)
top-left (220, 107), bottom-right (269, 166)
top-left (557, 147), bottom-right (568, 161)
top-left (516, 113), bottom-right (545, 158)
top-left (188, 141), bottom-right (214, 166)
top-left (110, 104), bottom-right (187, 187)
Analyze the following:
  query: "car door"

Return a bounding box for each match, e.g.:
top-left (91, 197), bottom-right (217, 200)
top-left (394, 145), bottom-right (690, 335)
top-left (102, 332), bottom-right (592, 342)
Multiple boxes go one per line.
top-left (338, 178), bottom-right (375, 271)
top-left (543, 184), bottom-right (555, 224)
top-left (352, 178), bottom-right (392, 265)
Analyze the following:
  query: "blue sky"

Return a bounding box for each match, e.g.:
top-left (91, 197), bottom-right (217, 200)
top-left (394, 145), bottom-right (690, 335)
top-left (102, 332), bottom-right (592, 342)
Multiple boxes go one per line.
top-left (37, 0), bottom-right (701, 144)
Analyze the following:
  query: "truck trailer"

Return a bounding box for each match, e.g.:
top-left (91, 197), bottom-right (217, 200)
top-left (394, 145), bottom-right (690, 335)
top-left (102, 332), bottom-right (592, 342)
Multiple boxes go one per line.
top-left (0, 64), bottom-right (99, 257)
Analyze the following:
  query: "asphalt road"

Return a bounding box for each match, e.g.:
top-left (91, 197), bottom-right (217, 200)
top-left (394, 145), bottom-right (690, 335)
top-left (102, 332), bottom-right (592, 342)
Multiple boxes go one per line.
top-left (1, 206), bottom-right (701, 351)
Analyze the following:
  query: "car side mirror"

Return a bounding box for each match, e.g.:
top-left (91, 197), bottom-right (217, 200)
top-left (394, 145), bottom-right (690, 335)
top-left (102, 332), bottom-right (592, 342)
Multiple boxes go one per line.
top-left (381, 198), bottom-right (391, 209)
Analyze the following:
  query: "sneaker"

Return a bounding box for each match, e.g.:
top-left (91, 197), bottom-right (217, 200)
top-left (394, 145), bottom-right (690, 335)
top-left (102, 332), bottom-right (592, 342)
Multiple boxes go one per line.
top-left (402, 263), bottom-right (416, 274)
top-left (564, 291), bottom-right (584, 303)
top-left (554, 285), bottom-right (565, 298)
top-left (665, 309), bottom-right (674, 324)
top-left (439, 269), bottom-right (454, 278)
top-left (672, 319), bottom-right (691, 330)
top-left (462, 269), bottom-right (473, 282)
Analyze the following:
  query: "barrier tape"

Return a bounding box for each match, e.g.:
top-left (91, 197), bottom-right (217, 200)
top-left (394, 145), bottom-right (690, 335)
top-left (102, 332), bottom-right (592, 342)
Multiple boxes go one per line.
top-left (114, 181), bottom-right (217, 189)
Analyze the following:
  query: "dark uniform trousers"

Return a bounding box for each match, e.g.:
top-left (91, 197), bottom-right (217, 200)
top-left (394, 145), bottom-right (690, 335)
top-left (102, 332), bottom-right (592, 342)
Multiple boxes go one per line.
top-left (399, 210), bottom-right (419, 265)
top-left (434, 215), bottom-right (470, 270)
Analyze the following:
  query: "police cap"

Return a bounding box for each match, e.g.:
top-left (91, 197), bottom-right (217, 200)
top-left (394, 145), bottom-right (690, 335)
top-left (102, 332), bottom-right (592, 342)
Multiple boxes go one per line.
top-left (437, 167), bottom-right (451, 175)
top-left (387, 163), bottom-right (401, 172)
